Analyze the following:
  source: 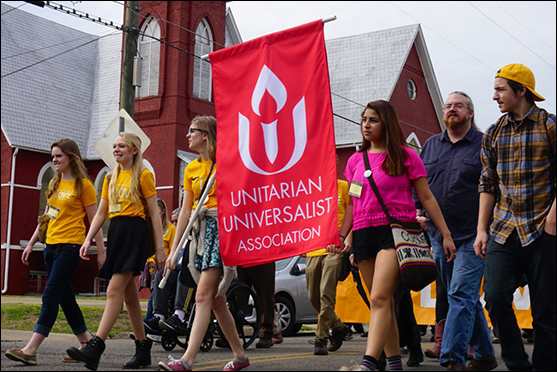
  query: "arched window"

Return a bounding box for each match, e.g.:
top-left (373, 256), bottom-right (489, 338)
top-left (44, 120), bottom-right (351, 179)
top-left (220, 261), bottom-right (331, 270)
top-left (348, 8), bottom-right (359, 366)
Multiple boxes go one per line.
top-left (137, 16), bottom-right (161, 98)
top-left (407, 79), bottom-right (417, 100)
top-left (193, 19), bottom-right (213, 101)
top-left (406, 132), bottom-right (421, 155)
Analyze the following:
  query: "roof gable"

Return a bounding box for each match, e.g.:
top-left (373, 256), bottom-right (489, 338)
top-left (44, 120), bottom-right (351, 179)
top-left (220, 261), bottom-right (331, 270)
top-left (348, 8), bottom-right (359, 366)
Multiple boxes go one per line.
top-left (326, 24), bottom-right (443, 147)
top-left (1, 2), bottom-right (99, 154)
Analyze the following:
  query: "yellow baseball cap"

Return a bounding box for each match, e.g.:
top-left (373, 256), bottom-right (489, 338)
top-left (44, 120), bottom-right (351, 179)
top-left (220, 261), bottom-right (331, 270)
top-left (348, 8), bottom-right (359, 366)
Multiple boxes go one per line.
top-left (495, 63), bottom-right (545, 101)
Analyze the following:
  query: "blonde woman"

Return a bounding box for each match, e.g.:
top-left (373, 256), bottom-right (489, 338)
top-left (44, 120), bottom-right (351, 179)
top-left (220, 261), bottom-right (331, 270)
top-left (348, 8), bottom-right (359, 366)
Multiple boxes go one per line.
top-left (5, 139), bottom-right (105, 366)
top-left (67, 133), bottom-right (165, 370)
top-left (158, 116), bottom-right (249, 371)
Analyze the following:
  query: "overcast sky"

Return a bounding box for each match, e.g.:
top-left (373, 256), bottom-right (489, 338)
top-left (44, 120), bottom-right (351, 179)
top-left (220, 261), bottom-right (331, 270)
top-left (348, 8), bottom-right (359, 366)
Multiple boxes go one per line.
top-left (4, 1), bottom-right (555, 131)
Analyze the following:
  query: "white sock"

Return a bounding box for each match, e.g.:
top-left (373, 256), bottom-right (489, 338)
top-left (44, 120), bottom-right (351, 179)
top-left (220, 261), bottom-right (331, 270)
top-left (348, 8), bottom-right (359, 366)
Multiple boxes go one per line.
top-left (174, 310), bottom-right (185, 322)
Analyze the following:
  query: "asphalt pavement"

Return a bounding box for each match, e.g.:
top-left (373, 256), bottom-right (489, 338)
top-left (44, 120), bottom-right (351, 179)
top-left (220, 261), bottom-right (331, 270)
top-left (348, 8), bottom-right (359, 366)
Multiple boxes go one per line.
top-left (2, 296), bottom-right (533, 371)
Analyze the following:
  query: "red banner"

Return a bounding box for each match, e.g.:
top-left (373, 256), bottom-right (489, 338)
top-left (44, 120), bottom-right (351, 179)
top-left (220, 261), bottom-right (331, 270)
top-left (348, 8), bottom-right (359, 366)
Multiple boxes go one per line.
top-left (210, 20), bottom-right (338, 267)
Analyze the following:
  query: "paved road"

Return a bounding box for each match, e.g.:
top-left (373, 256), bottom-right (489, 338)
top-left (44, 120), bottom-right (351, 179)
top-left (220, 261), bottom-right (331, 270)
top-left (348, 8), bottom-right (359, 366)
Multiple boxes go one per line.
top-left (2, 296), bottom-right (533, 371)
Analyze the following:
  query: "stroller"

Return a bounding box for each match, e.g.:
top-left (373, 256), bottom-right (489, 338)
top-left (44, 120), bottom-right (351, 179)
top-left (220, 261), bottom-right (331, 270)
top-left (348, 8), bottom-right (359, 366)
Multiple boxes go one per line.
top-left (155, 280), bottom-right (261, 352)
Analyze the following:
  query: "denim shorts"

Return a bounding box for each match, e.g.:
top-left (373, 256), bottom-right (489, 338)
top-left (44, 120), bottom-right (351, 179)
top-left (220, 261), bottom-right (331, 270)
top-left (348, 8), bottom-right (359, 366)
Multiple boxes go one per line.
top-left (352, 224), bottom-right (395, 262)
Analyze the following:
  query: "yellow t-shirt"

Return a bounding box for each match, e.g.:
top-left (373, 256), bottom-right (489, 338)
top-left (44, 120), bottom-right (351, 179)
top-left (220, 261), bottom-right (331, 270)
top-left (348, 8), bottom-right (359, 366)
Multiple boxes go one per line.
top-left (101, 168), bottom-right (156, 220)
top-left (146, 222), bottom-right (176, 269)
top-left (306, 179), bottom-right (350, 257)
top-left (183, 159), bottom-right (217, 210)
top-left (46, 178), bottom-right (97, 245)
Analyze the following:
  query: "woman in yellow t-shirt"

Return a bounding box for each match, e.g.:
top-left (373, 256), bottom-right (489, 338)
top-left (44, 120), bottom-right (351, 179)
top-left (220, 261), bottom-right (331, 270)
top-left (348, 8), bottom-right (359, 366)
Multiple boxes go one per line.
top-left (5, 139), bottom-right (105, 366)
top-left (158, 116), bottom-right (249, 372)
top-left (67, 133), bottom-right (165, 370)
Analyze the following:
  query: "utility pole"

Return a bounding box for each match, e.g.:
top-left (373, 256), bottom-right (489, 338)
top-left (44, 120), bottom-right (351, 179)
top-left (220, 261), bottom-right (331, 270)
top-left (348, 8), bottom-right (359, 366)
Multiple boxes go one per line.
top-left (120, 1), bottom-right (140, 119)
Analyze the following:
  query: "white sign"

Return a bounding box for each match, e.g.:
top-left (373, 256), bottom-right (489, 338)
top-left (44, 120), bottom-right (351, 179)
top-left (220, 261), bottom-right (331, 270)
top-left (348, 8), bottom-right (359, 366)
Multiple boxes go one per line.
top-left (94, 109), bottom-right (151, 170)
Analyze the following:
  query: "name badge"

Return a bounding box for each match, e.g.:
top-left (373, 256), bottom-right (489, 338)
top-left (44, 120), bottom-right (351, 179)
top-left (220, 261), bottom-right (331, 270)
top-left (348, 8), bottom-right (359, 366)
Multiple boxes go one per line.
top-left (47, 206), bottom-right (60, 219)
top-left (109, 202), bottom-right (122, 215)
top-left (349, 181), bottom-right (363, 198)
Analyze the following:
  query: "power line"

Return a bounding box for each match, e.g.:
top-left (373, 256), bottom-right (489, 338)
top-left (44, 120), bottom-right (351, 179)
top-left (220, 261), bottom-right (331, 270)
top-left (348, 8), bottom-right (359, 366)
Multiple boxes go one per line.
top-left (42, 1), bottom-right (125, 32)
top-left (1, 2), bottom-right (26, 15)
top-left (1, 32), bottom-right (116, 78)
top-left (387, 1), bottom-right (496, 71)
top-left (114, 0), bottom-right (226, 49)
top-left (1, 33), bottom-right (104, 60)
top-left (467, 1), bottom-right (555, 70)
top-left (492, 1), bottom-right (556, 52)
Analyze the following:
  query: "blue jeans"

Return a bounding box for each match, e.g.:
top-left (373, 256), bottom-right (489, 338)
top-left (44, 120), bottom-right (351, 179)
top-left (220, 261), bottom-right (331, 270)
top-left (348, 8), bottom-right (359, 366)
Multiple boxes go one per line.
top-left (430, 234), bottom-right (495, 367)
top-left (483, 230), bottom-right (556, 371)
top-left (34, 244), bottom-right (87, 337)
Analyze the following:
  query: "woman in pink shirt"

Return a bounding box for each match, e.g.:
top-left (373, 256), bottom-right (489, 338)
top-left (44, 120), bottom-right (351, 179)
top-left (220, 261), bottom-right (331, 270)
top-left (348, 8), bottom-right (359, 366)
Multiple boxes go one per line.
top-left (334, 100), bottom-right (455, 371)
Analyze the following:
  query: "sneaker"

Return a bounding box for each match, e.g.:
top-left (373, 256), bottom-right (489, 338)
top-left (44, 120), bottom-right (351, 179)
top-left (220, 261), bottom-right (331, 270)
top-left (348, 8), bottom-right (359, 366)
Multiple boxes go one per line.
top-left (344, 329), bottom-right (354, 341)
top-left (147, 333), bottom-right (162, 343)
top-left (144, 316), bottom-right (163, 334)
top-left (255, 338), bottom-right (274, 348)
top-left (328, 324), bottom-right (350, 351)
top-left (339, 365), bottom-right (369, 371)
top-left (222, 358), bottom-right (250, 371)
top-left (160, 314), bottom-right (184, 332)
top-left (5, 349), bottom-right (37, 365)
top-left (312, 338), bottom-right (328, 355)
top-left (158, 358), bottom-right (191, 371)
top-left (62, 354), bottom-right (78, 363)
top-left (465, 356), bottom-right (498, 371)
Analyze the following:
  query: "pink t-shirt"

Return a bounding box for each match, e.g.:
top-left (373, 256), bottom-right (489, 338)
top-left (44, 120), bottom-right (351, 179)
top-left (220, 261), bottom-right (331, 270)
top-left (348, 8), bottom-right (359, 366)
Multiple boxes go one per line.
top-left (344, 147), bottom-right (426, 231)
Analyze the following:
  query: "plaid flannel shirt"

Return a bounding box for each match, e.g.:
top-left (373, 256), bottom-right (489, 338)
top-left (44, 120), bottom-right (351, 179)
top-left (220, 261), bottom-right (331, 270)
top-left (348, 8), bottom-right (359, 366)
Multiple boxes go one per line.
top-left (479, 105), bottom-right (556, 246)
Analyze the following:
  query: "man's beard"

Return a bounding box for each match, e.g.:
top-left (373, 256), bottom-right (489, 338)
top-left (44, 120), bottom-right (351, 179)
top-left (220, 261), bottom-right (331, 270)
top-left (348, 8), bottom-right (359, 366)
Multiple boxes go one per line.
top-left (444, 114), bottom-right (467, 129)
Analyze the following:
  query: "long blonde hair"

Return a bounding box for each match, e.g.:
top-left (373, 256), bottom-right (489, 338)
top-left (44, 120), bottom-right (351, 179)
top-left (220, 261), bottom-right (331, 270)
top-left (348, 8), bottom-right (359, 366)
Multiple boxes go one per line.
top-left (108, 132), bottom-right (144, 209)
top-left (157, 198), bottom-right (170, 229)
top-left (46, 139), bottom-right (90, 199)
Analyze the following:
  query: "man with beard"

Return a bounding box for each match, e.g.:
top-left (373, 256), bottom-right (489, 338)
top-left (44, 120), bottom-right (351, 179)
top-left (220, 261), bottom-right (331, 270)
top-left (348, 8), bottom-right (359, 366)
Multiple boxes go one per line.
top-left (414, 92), bottom-right (496, 371)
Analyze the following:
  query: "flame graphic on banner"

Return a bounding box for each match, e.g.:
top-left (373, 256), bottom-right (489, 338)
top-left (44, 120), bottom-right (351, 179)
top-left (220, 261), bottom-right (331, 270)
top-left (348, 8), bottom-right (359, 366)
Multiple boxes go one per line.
top-left (238, 65), bottom-right (307, 175)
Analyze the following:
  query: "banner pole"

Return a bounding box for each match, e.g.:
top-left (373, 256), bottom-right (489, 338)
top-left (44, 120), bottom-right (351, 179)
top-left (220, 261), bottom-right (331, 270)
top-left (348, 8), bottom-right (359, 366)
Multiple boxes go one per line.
top-left (200, 16), bottom-right (337, 61)
top-left (159, 171), bottom-right (217, 289)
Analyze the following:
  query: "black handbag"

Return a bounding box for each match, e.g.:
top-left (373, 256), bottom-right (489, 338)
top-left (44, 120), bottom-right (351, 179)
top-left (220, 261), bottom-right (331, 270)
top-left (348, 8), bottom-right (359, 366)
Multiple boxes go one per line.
top-left (362, 151), bottom-right (438, 292)
top-left (178, 240), bottom-right (196, 288)
top-left (338, 253), bottom-right (351, 281)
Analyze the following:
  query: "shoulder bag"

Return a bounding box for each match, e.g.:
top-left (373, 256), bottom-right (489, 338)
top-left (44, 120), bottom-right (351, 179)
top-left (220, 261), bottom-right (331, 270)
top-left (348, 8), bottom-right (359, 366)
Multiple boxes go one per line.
top-left (363, 151), bottom-right (438, 292)
top-left (37, 205), bottom-right (50, 244)
top-left (179, 161), bottom-right (216, 288)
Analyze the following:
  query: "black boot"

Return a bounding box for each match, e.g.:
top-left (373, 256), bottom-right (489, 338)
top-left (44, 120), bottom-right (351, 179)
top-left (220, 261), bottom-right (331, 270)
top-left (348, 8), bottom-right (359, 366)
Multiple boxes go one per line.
top-left (122, 339), bottom-right (152, 369)
top-left (407, 344), bottom-right (424, 367)
top-left (66, 335), bottom-right (106, 371)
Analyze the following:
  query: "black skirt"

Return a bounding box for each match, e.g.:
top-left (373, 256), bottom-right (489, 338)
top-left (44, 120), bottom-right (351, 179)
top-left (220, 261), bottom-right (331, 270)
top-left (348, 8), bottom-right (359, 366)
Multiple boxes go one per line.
top-left (99, 216), bottom-right (149, 280)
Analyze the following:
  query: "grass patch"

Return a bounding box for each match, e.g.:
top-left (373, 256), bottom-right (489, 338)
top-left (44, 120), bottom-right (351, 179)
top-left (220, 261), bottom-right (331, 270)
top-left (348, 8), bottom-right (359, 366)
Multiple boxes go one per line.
top-left (1, 303), bottom-right (145, 339)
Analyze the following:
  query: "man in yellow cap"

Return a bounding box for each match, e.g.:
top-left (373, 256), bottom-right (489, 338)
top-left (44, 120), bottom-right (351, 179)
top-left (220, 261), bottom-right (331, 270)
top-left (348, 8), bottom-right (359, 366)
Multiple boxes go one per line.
top-left (474, 63), bottom-right (556, 371)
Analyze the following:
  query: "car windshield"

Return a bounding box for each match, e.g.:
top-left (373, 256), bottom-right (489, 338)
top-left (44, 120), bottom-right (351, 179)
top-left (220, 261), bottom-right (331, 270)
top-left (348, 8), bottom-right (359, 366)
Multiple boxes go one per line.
top-left (275, 257), bottom-right (293, 271)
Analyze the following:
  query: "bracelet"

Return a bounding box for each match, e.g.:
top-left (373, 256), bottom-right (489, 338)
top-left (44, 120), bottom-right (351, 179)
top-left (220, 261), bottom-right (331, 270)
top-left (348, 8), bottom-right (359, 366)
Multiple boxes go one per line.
top-left (339, 234), bottom-right (346, 240)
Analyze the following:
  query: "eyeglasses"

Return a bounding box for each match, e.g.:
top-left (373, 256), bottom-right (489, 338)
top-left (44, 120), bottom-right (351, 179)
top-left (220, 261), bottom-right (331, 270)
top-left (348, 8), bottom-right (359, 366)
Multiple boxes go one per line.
top-left (444, 103), bottom-right (468, 111)
top-left (188, 127), bottom-right (204, 134)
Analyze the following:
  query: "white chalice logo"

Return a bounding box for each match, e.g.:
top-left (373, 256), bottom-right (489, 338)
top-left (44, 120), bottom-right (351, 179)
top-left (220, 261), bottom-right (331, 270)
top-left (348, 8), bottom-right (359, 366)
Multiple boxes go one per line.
top-left (238, 65), bottom-right (307, 175)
